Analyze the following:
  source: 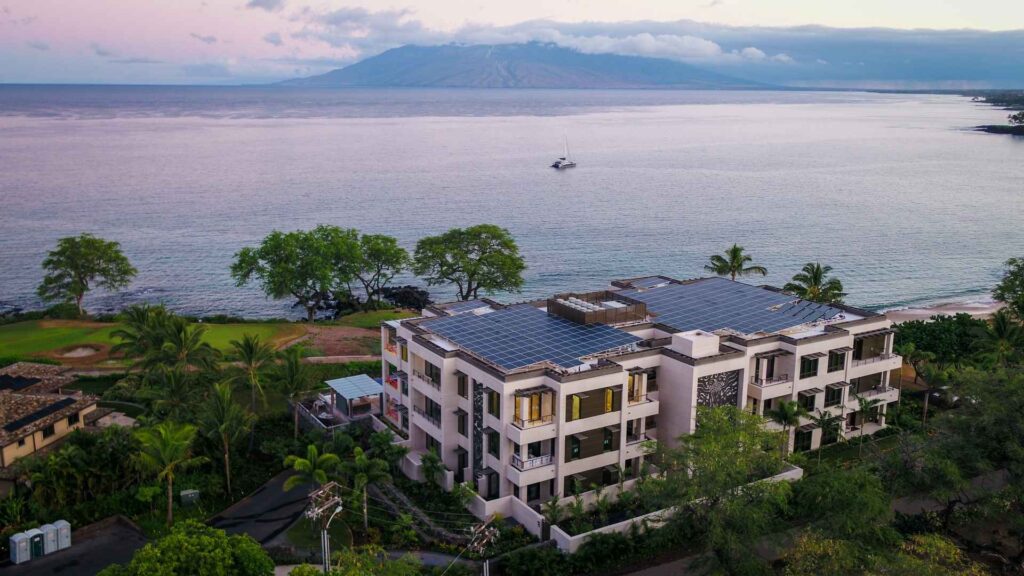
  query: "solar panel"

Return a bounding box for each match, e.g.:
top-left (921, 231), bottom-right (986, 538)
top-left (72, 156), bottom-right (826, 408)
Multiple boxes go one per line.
top-left (621, 277), bottom-right (845, 334)
top-left (3, 398), bottom-right (76, 432)
top-left (442, 300), bottom-right (493, 315)
top-left (421, 304), bottom-right (641, 370)
top-left (0, 375), bottom-right (41, 391)
top-left (630, 276), bottom-right (671, 289)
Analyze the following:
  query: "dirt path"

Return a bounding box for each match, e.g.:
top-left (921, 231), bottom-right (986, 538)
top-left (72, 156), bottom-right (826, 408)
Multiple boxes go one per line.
top-left (299, 325), bottom-right (380, 356)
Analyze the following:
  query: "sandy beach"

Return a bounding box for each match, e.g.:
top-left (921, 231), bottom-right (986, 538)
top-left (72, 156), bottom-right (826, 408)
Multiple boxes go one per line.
top-left (884, 300), bottom-right (1004, 324)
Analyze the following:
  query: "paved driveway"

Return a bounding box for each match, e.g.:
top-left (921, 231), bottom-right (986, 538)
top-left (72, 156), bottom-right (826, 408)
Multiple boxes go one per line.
top-left (209, 470), bottom-right (312, 545)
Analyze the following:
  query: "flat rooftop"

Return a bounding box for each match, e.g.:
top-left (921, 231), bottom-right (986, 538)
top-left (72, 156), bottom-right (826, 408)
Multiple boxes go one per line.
top-left (618, 276), bottom-right (855, 335)
top-left (419, 303), bottom-right (641, 371)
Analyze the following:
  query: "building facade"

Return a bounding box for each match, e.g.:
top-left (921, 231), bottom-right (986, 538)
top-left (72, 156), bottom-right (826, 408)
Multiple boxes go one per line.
top-left (379, 276), bottom-right (900, 514)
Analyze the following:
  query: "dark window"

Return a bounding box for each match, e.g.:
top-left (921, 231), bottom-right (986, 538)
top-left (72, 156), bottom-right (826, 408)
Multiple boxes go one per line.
top-left (487, 473), bottom-right (499, 499)
top-left (401, 413), bottom-right (408, 429)
top-left (457, 450), bottom-right (468, 471)
top-left (487, 390), bottom-right (501, 418)
top-left (17, 438), bottom-right (25, 447)
top-left (603, 428), bottom-right (614, 452)
top-left (824, 386), bottom-right (843, 407)
top-left (799, 393), bottom-right (816, 412)
top-left (646, 369), bottom-right (659, 392)
top-left (425, 361), bottom-right (441, 384)
top-left (800, 356), bottom-right (819, 379)
top-left (527, 483), bottom-right (540, 501)
top-left (822, 426), bottom-right (839, 446)
top-left (569, 436), bottom-right (581, 460)
top-left (457, 412), bottom-right (467, 436)
top-left (827, 351), bottom-right (845, 373)
top-left (66, 412), bottom-right (80, 427)
top-left (794, 430), bottom-right (813, 452)
top-left (42, 424), bottom-right (55, 439)
top-left (425, 435), bottom-right (441, 454)
top-left (401, 378), bottom-right (409, 396)
top-left (488, 432), bottom-right (500, 458)
top-left (644, 415), bottom-right (657, 430)
top-left (528, 441), bottom-right (541, 458)
top-left (457, 373), bottom-right (468, 398)
top-left (762, 397), bottom-right (774, 412)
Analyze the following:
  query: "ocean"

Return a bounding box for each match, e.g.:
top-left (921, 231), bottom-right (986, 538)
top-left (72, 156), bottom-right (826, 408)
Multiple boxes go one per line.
top-left (0, 86), bottom-right (1020, 319)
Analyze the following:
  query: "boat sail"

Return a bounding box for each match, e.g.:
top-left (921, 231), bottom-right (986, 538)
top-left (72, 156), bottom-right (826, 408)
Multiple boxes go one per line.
top-left (551, 136), bottom-right (576, 169)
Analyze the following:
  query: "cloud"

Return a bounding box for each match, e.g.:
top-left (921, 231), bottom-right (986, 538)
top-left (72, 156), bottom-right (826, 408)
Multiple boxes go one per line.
top-left (110, 57), bottom-right (163, 64)
top-left (263, 32), bottom-right (283, 46)
top-left (739, 46), bottom-right (765, 60)
top-left (26, 40), bottom-right (48, 51)
top-left (190, 32), bottom-right (218, 45)
top-left (246, 0), bottom-right (285, 12)
top-left (91, 43), bottom-right (114, 57)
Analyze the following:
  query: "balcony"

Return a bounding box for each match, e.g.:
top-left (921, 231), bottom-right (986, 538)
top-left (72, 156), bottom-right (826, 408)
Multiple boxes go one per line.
top-left (412, 369), bottom-right (441, 390)
top-left (412, 405), bottom-right (441, 428)
top-left (386, 371), bottom-right (407, 391)
top-left (627, 394), bottom-right (648, 405)
top-left (750, 373), bottom-right (792, 387)
top-left (851, 353), bottom-right (897, 368)
top-left (513, 414), bottom-right (554, 429)
top-left (511, 453), bottom-right (553, 471)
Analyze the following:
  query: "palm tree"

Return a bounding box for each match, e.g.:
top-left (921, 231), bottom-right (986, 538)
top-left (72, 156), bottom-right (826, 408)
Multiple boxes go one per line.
top-left (232, 334), bottom-right (275, 449)
top-left (419, 448), bottom-right (445, 487)
top-left (973, 309), bottom-right (1024, 367)
top-left (766, 399), bottom-right (808, 459)
top-left (341, 447), bottom-right (391, 531)
top-left (541, 495), bottom-right (564, 525)
top-left (853, 394), bottom-right (884, 457)
top-left (197, 380), bottom-right (254, 497)
top-left (704, 244), bottom-right (768, 281)
top-left (272, 347), bottom-right (322, 439)
top-left (110, 304), bottom-right (171, 364)
top-left (138, 367), bottom-right (199, 421)
top-left (135, 422), bottom-right (208, 526)
top-left (919, 363), bottom-right (952, 427)
top-left (783, 262), bottom-right (847, 303)
top-left (808, 409), bottom-right (844, 466)
top-left (141, 317), bottom-right (219, 373)
top-left (283, 444), bottom-right (341, 492)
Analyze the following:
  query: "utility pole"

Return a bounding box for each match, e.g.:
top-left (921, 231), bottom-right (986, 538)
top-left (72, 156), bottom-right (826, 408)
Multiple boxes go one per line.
top-left (306, 481), bottom-right (344, 575)
top-left (440, 516), bottom-right (498, 576)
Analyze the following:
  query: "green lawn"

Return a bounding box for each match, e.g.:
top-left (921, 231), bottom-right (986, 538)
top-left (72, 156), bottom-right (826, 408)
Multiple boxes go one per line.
top-left (0, 320), bottom-right (304, 358)
top-left (329, 310), bottom-right (416, 330)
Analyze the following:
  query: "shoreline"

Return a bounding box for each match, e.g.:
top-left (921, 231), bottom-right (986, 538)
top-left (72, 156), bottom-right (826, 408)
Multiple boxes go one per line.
top-left (884, 300), bottom-right (1003, 324)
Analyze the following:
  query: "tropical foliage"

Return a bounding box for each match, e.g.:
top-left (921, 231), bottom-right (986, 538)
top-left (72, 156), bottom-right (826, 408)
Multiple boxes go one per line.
top-left (783, 261), bottom-right (846, 303)
top-left (412, 224), bottom-right (526, 300)
top-left (704, 243), bottom-right (767, 281)
top-left (37, 233), bottom-right (137, 316)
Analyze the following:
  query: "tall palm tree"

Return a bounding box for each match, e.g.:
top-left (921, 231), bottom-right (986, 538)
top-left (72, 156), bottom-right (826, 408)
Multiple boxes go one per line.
top-left (141, 317), bottom-right (219, 373)
top-left (341, 447), bottom-right (392, 531)
top-left (853, 394), bottom-right (884, 457)
top-left (973, 309), bottom-right (1024, 367)
top-left (541, 495), bottom-right (564, 525)
top-left (808, 409), bottom-right (844, 466)
top-left (283, 444), bottom-right (341, 492)
top-left (766, 399), bottom-right (808, 459)
top-left (198, 380), bottom-right (254, 497)
top-left (704, 244), bottom-right (768, 281)
top-left (418, 448), bottom-right (444, 487)
top-left (783, 262), bottom-right (847, 303)
top-left (273, 347), bottom-right (322, 439)
top-left (110, 304), bottom-right (170, 363)
top-left (135, 422), bottom-right (208, 526)
top-left (919, 363), bottom-right (952, 427)
top-left (138, 366), bottom-right (199, 421)
top-left (232, 333), bottom-right (276, 450)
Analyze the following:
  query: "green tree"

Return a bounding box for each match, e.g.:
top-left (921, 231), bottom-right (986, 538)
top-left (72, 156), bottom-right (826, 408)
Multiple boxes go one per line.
top-left (110, 304), bottom-right (173, 361)
top-left (283, 444), bottom-right (341, 492)
top-left (354, 234), bottom-right (409, 309)
top-left (783, 262), bottom-right (846, 303)
top-left (703, 244), bottom-right (767, 281)
top-left (135, 422), bottom-right (208, 526)
top-left (418, 447), bottom-right (445, 487)
top-left (894, 341), bottom-right (935, 388)
top-left (792, 466), bottom-right (892, 542)
top-left (808, 409), bottom-right (844, 466)
top-left (273, 346), bottom-right (322, 439)
top-left (141, 316), bottom-right (220, 372)
top-left (1009, 111), bottom-right (1024, 126)
top-left (198, 380), bottom-right (254, 497)
top-left (137, 367), bottom-right (201, 421)
top-left (368, 429), bottom-right (408, 473)
top-left (98, 520), bottom-right (273, 576)
top-left (331, 545), bottom-right (420, 576)
top-left (972, 308), bottom-right (1024, 367)
top-left (894, 313), bottom-right (988, 368)
top-left (782, 532), bottom-right (868, 576)
top-left (766, 399), bottom-right (808, 459)
top-left (231, 334), bottom-right (275, 447)
top-left (37, 233), bottom-right (137, 316)
top-left (541, 495), bottom-right (564, 525)
top-left (853, 393), bottom-right (884, 456)
top-left (231, 225), bottom-right (361, 322)
top-left (412, 224), bottom-right (526, 301)
top-left (340, 447), bottom-right (391, 531)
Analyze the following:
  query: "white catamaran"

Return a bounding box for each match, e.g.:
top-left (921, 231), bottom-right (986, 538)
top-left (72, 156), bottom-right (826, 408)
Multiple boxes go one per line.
top-left (551, 136), bottom-right (576, 169)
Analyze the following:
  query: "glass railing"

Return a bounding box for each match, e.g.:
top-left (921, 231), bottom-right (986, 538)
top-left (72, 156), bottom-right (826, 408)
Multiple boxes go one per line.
top-left (513, 414), bottom-right (554, 429)
top-left (511, 453), bottom-right (553, 470)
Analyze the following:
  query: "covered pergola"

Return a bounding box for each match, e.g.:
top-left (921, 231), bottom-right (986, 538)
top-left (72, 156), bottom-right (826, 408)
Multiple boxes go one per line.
top-left (325, 374), bottom-right (383, 419)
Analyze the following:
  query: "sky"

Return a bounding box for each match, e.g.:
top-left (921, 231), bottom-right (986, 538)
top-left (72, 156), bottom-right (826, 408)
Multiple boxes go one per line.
top-left (1, 0), bottom-right (1022, 86)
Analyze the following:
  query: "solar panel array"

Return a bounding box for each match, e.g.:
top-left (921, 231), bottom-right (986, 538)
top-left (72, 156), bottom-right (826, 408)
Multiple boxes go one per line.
top-left (420, 304), bottom-right (641, 370)
top-left (621, 277), bottom-right (845, 334)
top-left (629, 276), bottom-right (672, 289)
top-left (0, 375), bottom-right (41, 392)
top-left (442, 300), bottom-right (494, 315)
top-left (4, 397), bottom-right (76, 432)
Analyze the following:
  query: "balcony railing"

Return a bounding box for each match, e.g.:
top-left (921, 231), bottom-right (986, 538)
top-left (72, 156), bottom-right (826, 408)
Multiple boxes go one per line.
top-left (750, 373), bottom-right (792, 387)
top-left (412, 405), bottom-right (440, 427)
top-left (626, 433), bottom-right (651, 445)
top-left (851, 353), bottom-right (897, 367)
top-left (511, 453), bottom-right (553, 470)
top-left (852, 386), bottom-right (894, 399)
top-left (412, 369), bottom-right (441, 390)
top-left (513, 414), bottom-right (554, 429)
top-left (627, 394), bottom-right (648, 405)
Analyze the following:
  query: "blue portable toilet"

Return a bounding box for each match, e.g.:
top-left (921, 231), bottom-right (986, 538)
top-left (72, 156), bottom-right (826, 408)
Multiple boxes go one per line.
top-left (9, 532), bottom-right (29, 564)
top-left (54, 519), bottom-right (71, 550)
top-left (41, 523), bottom-right (58, 554)
top-left (25, 528), bottom-right (44, 559)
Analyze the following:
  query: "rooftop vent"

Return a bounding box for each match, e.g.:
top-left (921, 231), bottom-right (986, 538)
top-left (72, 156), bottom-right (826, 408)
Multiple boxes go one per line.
top-left (547, 291), bottom-right (647, 325)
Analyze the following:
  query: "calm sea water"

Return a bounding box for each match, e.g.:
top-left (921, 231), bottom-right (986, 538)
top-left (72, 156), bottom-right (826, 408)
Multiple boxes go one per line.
top-left (0, 86), bottom-right (1021, 319)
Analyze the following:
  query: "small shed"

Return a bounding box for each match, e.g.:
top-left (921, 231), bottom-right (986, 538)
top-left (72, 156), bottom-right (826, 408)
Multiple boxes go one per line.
top-left (9, 532), bottom-right (29, 564)
top-left (54, 519), bottom-right (71, 550)
top-left (325, 374), bottom-right (382, 418)
top-left (40, 523), bottom-right (58, 554)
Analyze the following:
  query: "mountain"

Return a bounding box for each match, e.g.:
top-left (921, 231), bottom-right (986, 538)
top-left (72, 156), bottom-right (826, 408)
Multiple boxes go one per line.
top-left (280, 43), bottom-right (763, 89)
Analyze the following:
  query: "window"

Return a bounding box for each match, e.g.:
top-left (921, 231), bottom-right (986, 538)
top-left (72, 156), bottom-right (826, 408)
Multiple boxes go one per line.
top-left (17, 438), bottom-right (25, 448)
top-left (794, 430), bottom-right (813, 453)
top-left (67, 412), bottom-right (80, 427)
top-left (401, 377), bottom-right (409, 396)
top-left (569, 435), bottom-right (581, 460)
top-left (424, 361), bottom-right (441, 384)
top-left (487, 390), bottom-right (501, 418)
top-left (425, 435), bottom-right (441, 454)
top-left (528, 441), bottom-right (541, 458)
top-left (569, 395), bottom-right (581, 421)
top-left (824, 386), bottom-right (843, 407)
top-left (401, 413), bottom-right (409, 429)
top-left (762, 397), bottom-right (774, 412)
top-left (627, 374), bottom-right (640, 401)
top-left (603, 428), bottom-right (614, 452)
top-left (800, 356), bottom-right (819, 379)
top-left (513, 397), bottom-right (521, 423)
top-left (604, 388), bottom-right (613, 413)
top-left (457, 450), bottom-right (468, 474)
top-left (646, 369), bottom-right (659, 392)
top-left (457, 412), bottom-right (467, 437)
top-left (799, 393), bottom-right (816, 412)
top-left (822, 425), bottom-right (839, 446)
top-left (42, 424), bottom-right (55, 439)
top-left (487, 431), bottom-right (500, 458)
top-left (527, 483), bottom-right (540, 501)
top-left (457, 373), bottom-right (468, 398)
top-left (400, 345), bottom-right (408, 362)
top-left (529, 393), bottom-right (541, 421)
top-left (827, 351), bottom-right (846, 373)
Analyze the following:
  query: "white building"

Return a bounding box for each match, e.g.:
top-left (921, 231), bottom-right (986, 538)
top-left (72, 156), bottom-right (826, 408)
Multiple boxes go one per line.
top-left (379, 276), bottom-right (900, 514)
